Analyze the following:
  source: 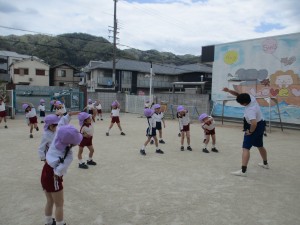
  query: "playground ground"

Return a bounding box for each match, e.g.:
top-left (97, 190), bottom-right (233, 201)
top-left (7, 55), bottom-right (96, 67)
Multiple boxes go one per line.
top-left (0, 113), bottom-right (299, 225)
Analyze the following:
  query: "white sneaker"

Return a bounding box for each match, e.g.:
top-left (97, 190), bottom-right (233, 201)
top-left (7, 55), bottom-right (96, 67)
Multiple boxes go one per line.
top-left (258, 163), bottom-right (269, 169)
top-left (231, 169), bottom-right (247, 177)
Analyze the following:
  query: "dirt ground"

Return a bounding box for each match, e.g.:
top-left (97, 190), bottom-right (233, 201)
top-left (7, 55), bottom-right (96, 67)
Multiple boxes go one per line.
top-left (0, 113), bottom-right (299, 225)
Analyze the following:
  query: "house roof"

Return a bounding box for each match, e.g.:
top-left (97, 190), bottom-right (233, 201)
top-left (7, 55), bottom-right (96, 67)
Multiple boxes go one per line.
top-left (12, 57), bottom-right (50, 67)
top-left (87, 59), bottom-right (212, 75)
top-left (0, 50), bottom-right (38, 60)
top-left (51, 63), bottom-right (78, 70)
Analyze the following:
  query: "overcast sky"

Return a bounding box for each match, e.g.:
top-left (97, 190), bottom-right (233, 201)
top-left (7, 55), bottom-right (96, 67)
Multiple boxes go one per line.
top-left (0, 0), bottom-right (299, 56)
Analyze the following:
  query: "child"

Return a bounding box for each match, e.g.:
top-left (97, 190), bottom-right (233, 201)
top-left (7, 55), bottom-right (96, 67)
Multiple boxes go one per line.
top-left (0, 95), bottom-right (8, 128)
top-left (41, 125), bottom-right (83, 225)
top-left (38, 99), bottom-right (46, 123)
top-left (106, 100), bottom-right (125, 136)
top-left (23, 103), bottom-right (39, 138)
top-left (152, 104), bottom-right (166, 144)
top-left (198, 113), bottom-right (219, 153)
top-left (55, 103), bottom-right (80, 128)
top-left (50, 98), bottom-right (57, 112)
top-left (140, 108), bottom-right (164, 155)
top-left (177, 105), bottom-right (192, 151)
top-left (77, 112), bottom-right (97, 169)
top-left (95, 100), bottom-right (103, 121)
top-left (83, 99), bottom-right (96, 122)
top-left (38, 114), bottom-right (60, 161)
top-left (55, 101), bottom-right (67, 115)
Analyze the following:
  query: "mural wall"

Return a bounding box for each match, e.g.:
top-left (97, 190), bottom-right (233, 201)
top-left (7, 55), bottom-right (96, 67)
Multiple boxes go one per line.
top-left (211, 32), bottom-right (300, 124)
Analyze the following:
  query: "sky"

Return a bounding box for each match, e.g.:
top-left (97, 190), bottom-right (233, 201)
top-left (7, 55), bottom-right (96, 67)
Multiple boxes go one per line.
top-left (0, 0), bottom-right (299, 56)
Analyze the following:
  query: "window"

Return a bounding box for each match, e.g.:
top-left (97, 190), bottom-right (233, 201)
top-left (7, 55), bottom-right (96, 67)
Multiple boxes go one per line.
top-left (16, 68), bottom-right (29, 75)
top-left (60, 70), bottom-right (66, 77)
top-left (36, 69), bottom-right (45, 76)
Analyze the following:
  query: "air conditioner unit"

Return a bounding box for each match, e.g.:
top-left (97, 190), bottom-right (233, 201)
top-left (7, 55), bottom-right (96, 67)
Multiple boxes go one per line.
top-left (29, 78), bottom-right (33, 81)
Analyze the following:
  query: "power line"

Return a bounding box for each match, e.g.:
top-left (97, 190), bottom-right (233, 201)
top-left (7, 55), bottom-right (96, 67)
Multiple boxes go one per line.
top-left (0, 26), bottom-right (200, 72)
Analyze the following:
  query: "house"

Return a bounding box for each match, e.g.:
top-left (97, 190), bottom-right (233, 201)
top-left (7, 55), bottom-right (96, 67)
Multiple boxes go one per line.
top-left (0, 50), bottom-right (40, 84)
top-left (50, 63), bottom-right (80, 87)
top-left (10, 57), bottom-right (50, 86)
top-left (83, 59), bottom-right (212, 94)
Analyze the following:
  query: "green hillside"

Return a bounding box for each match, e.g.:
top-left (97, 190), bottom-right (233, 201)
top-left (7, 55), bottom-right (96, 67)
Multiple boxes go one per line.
top-left (0, 33), bottom-right (200, 68)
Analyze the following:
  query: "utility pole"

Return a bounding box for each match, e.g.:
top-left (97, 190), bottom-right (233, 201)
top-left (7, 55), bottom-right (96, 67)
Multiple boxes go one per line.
top-left (149, 61), bottom-right (153, 103)
top-left (112, 0), bottom-right (118, 91)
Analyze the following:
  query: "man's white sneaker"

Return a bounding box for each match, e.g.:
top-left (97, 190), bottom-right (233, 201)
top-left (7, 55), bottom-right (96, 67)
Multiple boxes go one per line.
top-left (258, 163), bottom-right (269, 169)
top-left (231, 169), bottom-right (247, 177)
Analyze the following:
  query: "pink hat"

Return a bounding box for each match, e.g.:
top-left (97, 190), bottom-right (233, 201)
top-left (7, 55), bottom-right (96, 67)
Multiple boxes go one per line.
top-left (198, 113), bottom-right (208, 121)
top-left (40, 99), bottom-right (45, 103)
top-left (144, 108), bottom-right (154, 117)
top-left (177, 105), bottom-right (184, 112)
top-left (44, 114), bottom-right (60, 131)
top-left (54, 125), bottom-right (83, 151)
top-left (55, 101), bottom-right (62, 106)
top-left (78, 112), bottom-right (91, 126)
top-left (22, 103), bottom-right (29, 110)
top-left (153, 104), bottom-right (161, 109)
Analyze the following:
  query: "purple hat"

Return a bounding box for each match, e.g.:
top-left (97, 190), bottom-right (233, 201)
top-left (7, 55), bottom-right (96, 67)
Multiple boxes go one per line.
top-left (153, 104), bottom-right (161, 109)
top-left (88, 99), bottom-right (92, 104)
top-left (55, 101), bottom-right (62, 106)
top-left (144, 108), bottom-right (154, 117)
top-left (22, 103), bottom-right (29, 110)
top-left (78, 112), bottom-right (91, 126)
top-left (111, 101), bottom-right (118, 107)
top-left (177, 105), bottom-right (184, 112)
top-left (44, 114), bottom-right (60, 131)
top-left (54, 125), bottom-right (83, 151)
top-left (198, 113), bottom-right (208, 121)
top-left (50, 100), bottom-right (55, 105)
top-left (40, 99), bottom-right (45, 103)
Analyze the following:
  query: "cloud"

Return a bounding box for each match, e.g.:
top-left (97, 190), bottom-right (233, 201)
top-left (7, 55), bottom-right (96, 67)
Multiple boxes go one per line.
top-left (0, 2), bottom-right (20, 13)
top-left (0, 0), bottom-right (299, 55)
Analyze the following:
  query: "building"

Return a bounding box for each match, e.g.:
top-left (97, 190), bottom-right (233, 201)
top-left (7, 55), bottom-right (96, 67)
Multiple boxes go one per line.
top-left (201, 32), bottom-right (300, 125)
top-left (83, 59), bottom-right (212, 94)
top-left (0, 50), bottom-right (40, 84)
top-left (50, 63), bottom-right (80, 87)
top-left (10, 57), bottom-right (50, 86)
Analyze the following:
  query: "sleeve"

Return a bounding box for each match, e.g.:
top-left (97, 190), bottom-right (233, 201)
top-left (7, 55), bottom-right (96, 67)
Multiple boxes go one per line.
top-left (58, 114), bottom-right (71, 127)
top-left (247, 108), bottom-right (257, 121)
top-left (54, 150), bottom-right (73, 176)
top-left (178, 118), bottom-right (183, 131)
top-left (38, 135), bottom-right (49, 160)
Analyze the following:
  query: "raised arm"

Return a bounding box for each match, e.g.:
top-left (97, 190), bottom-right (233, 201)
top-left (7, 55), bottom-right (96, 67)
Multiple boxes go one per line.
top-left (222, 87), bottom-right (239, 97)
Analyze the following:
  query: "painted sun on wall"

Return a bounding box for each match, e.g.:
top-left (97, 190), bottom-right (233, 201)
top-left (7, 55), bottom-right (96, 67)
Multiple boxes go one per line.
top-left (212, 32), bottom-right (300, 124)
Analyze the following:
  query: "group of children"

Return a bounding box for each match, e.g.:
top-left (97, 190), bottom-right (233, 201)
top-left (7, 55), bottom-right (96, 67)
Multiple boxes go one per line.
top-left (139, 101), bottom-right (218, 156)
top-left (0, 86), bottom-right (269, 225)
top-left (2, 96), bottom-right (219, 225)
top-left (37, 98), bottom-right (106, 225)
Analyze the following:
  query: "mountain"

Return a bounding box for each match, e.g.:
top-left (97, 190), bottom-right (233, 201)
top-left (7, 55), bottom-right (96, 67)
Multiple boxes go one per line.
top-left (0, 33), bottom-right (201, 68)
